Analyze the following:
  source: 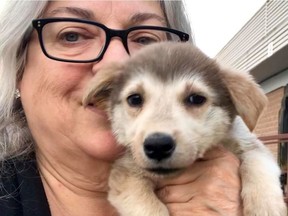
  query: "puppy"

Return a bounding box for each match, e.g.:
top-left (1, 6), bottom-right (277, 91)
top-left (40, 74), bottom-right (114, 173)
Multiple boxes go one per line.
top-left (83, 42), bottom-right (287, 216)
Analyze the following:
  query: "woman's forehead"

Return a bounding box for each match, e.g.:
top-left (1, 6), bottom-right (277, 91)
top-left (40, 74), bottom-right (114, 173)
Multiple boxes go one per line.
top-left (43, 1), bottom-right (166, 27)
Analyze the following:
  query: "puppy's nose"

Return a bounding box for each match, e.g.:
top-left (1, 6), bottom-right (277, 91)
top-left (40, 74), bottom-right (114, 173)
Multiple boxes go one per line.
top-left (144, 133), bottom-right (175, 161)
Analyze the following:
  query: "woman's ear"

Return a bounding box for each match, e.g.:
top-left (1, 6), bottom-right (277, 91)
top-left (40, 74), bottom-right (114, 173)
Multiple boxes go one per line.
top-left (219, 67), bottom-right (268, 131)
top-left (82, 63), bottom-right (123, 111)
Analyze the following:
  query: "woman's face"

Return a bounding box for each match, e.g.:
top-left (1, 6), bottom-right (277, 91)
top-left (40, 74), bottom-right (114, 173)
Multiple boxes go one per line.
top-left (20, 1), bottom-right (165, 162)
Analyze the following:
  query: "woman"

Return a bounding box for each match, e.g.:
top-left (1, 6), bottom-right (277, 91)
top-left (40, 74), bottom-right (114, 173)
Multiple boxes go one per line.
top-left (0, 1), bottom-right (242, 215)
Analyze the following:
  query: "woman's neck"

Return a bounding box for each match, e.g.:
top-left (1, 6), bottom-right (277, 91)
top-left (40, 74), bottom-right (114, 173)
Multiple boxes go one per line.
top-left (36, 151), bottom-right (118, 216)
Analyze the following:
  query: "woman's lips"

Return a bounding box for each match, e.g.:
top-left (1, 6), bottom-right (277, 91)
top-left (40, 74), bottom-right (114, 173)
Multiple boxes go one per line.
top-left (85, 103), bottom-right (108, 117)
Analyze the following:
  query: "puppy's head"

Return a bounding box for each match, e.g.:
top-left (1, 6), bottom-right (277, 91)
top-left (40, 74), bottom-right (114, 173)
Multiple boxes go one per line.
top-left (83, 42), bottom-right (267, 176)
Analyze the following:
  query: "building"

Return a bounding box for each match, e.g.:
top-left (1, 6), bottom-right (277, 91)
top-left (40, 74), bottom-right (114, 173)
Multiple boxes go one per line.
top-left (215, 0), bottom-right (288, 194)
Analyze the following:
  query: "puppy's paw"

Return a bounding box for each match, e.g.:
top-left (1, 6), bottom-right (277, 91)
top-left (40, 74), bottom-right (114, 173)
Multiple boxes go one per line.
top-left (108, 166), bottom-right (170, 216)
top-left (109, 192), bottom-right (169, 216)
top-left (242, 190), bottom-right (287, 216)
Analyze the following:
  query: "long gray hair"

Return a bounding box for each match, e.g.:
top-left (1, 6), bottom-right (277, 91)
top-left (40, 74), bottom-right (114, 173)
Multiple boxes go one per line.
top-left (0, 0), bottom-right (193, 163)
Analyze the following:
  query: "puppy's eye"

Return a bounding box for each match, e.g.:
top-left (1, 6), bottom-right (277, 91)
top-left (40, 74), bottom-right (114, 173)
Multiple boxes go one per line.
top-left (184, 94), bottom-right (206, 106)
top-left (127, 94), bottom-right (143, 107)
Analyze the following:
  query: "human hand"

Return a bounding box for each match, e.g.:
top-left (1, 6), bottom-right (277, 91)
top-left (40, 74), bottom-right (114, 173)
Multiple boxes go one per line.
top-left (156, 146), bottom-right (243, 216)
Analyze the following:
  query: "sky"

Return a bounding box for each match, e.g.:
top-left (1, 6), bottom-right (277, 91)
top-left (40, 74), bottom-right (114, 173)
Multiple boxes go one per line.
top-left (0, 0), bottom-right (5, 14)
top-left (0, 0), bottom-right (266, 57)
top-left (184, 0), bottom-right (266, 57)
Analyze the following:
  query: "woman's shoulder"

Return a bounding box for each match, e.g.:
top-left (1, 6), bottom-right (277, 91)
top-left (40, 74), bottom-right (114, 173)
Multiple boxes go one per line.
top-left (0, 154), bottom-right (51, 216)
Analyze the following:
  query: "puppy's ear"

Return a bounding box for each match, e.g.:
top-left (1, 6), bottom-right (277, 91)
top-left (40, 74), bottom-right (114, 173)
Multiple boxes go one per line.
top-left (82, 63), bottom-right (123, 110)
top-left (219, 67), bottom-right (268, 131)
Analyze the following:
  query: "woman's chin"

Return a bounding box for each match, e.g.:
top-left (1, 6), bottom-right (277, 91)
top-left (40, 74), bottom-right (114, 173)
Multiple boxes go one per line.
top-left (80, 131), bottom-right (124, 162)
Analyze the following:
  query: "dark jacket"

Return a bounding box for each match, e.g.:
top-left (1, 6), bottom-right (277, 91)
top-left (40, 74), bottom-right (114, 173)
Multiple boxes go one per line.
top-left (0, 154), bottom-right (51, 216)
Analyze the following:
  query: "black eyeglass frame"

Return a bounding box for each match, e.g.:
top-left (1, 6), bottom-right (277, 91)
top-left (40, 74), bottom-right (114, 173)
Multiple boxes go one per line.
top-left (32, 17), bottom-right (190, 63)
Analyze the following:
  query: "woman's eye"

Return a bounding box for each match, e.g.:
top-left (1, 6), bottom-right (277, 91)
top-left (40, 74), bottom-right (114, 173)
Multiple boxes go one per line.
top-left (184, 94), bottom-right (206, 106)
top-left (127, 94), bottom-right (143, 107)
top-left (134, 36), bottom-right (158, 45)
top-left (58, 29), bottom-right (94, 44)
top-left (129, 30), bottom-right (162, 45)
top-left (63, 32), bottom-right (80, 42)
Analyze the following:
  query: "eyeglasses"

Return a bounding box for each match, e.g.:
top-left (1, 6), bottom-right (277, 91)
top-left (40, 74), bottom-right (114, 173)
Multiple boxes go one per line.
top-left (32, 18), bottom-right (189, 63)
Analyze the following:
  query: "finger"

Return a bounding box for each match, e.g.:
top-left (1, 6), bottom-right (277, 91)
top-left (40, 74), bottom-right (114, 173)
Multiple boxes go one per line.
top-left (157, 146), bottom-right (240, 188)
top-left (157, 175), bottom-right (241, 208)
top-left (166, 202), bottom-right (226, 216)
top-left (156, 160), bottom-right (212, 188)
top-left (157, 172), bottom-right (226, 203)
top-left (156, 182), bottom-right (197, 204)
top-left (202, 145), bottom-right (240, 166)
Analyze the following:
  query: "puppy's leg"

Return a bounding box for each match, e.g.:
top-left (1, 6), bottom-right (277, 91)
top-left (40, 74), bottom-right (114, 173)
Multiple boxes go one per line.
top-left (240, 146), bottom-right (287, 216)
top-left (228, 117), bottom-right (287, 216)
top-left (108, 157), bottom-right (169, 216)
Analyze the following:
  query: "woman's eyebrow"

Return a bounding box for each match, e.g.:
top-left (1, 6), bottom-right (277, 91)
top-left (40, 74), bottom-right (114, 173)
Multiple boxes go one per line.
top-left (130, 13), bottom-right (167, 26)
top-left (46, 7), bottom-right (166, 26)
top-left (46, 7), bottom-right (95, 20)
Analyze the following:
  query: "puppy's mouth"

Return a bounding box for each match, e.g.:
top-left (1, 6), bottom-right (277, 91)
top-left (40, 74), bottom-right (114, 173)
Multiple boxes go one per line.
top-left (146, 167), bottom-right (182, 175)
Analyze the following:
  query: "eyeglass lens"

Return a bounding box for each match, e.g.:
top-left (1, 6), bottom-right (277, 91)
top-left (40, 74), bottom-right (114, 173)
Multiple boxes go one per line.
top-left (41, 21), bottom-right (183, 62)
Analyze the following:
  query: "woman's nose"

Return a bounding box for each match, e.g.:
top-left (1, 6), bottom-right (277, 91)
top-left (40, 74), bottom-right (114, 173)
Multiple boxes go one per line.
top-left (97, 38), bottom-right (130, 66)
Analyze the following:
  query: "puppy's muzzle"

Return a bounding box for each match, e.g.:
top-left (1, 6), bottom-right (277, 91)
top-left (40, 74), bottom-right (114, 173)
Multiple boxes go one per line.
top-left (144, 133), bottom-right (176, 161)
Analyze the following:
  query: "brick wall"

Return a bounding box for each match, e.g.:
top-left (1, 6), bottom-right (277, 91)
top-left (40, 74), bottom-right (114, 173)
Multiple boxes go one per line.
top-left (254, 87), bottom-right (284, 136)
top-left (254, 87), bottom-right (285, 159)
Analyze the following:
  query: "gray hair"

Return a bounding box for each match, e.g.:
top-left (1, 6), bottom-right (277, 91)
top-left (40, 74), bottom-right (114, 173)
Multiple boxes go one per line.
top-left (0, 0), bottom-right (193, 163)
